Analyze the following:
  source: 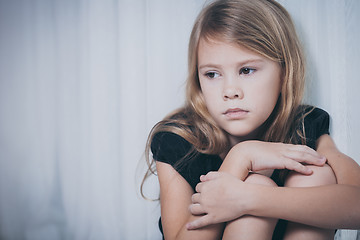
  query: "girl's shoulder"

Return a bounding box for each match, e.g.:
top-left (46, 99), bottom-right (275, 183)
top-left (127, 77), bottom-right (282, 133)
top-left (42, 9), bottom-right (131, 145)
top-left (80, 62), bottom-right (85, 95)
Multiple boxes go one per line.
top-left (300, 105), bottom-right (330, 149)
top-left (150, 131), bottom-right (192, 166)
top-left (302, 105), bottom-right (329, 122)
top-left (150, 107), bottom-right (198, 165)
top-left (151, 130), bottom-right (222, 190)
top-left (302, 105), bottom-right (330, 132)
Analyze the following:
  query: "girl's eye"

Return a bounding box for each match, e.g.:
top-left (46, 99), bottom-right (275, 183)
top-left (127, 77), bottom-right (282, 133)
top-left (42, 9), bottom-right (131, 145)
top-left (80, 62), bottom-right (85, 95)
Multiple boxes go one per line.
top-left (205, 71), bottom-right (220, 79)
top-left (240, 67), bottom-right (255, 75)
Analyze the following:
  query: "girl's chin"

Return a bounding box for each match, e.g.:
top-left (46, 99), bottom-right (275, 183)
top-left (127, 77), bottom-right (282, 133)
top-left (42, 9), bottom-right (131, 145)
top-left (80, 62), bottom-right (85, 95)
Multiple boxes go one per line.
top-left (226, 131), bottom-right (259, 145)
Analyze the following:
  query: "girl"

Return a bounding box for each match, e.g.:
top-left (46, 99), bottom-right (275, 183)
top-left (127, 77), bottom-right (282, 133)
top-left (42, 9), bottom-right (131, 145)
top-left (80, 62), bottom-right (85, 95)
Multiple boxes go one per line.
top-left (142, 0), bottom-right (360, 239)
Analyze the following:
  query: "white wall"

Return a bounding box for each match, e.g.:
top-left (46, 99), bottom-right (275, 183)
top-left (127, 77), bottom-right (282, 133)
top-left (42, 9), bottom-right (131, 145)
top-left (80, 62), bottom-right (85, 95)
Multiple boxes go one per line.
top-left (0, 0), bottom-right (358, 239)
top-left (279, 0), bottom-right (360, 164)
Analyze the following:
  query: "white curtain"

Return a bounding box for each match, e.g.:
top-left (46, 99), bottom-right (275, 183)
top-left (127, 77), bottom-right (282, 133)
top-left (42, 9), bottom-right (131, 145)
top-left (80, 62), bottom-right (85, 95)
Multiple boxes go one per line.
top-left (0, 0), bottom-right (358, 239)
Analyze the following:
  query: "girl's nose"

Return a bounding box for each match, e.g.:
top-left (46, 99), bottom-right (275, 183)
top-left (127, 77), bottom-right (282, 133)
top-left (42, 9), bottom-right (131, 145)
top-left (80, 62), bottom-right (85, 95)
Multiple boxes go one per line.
top-left (223, 85), bottom-right (244, 100)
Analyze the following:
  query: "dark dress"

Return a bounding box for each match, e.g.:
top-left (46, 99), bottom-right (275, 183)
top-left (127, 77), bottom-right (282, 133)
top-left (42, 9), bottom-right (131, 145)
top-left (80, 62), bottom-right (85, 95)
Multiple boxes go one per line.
top-left (151, 107), bottom-right (330, 239)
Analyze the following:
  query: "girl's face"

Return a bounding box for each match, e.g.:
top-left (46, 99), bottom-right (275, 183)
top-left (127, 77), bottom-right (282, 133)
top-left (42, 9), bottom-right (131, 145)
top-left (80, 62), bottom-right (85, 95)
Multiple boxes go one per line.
top-left (198, 38), bottom-right (282, 145)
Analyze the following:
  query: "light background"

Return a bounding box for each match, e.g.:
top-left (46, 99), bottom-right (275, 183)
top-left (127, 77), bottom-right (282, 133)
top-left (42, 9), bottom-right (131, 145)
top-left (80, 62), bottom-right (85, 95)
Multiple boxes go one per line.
top-left (0, 0), bottom-right (359, 239)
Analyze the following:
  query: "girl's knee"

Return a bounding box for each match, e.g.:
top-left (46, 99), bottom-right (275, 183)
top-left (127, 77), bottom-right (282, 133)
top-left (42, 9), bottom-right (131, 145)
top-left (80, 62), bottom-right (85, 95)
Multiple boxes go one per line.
top-left (224, 215), bottom-right (277, 240)
top-left (245, 173), bottom-right (278, 187)
top-left (222, 174), bottom-right (278, 240)
top-left (285, 164), bottom-right (336, 187)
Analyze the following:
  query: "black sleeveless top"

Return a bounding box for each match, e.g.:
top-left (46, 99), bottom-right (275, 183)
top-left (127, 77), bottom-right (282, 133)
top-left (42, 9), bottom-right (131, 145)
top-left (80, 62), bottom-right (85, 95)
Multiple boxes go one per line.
top-left (151, 107), bottom-right (330, 239)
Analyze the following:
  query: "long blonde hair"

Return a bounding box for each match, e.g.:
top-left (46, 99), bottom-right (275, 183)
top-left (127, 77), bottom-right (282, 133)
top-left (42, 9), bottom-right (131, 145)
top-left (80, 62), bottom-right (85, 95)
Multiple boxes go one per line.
top-left (141, 0), bottom-right (308, 198)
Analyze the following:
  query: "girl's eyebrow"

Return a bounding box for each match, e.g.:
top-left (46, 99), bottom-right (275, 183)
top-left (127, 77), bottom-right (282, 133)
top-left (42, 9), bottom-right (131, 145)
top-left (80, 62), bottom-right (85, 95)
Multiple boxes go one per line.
top-left (198, 59), bottom-right (265, 70)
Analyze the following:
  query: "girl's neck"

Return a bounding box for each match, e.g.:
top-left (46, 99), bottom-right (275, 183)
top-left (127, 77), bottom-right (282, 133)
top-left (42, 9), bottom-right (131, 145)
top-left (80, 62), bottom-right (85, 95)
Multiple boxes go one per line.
top-left (227, 117), bottom-right (271, 147)
top-left (228, 130), bottom-right (260, 147)
top-left (219, 130), bottom-right (261, 160)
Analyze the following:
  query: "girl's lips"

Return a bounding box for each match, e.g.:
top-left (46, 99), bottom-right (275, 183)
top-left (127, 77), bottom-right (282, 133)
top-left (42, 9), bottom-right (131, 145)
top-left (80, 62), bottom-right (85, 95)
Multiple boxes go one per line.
top-left (224, 108), bottom-right (249, 119)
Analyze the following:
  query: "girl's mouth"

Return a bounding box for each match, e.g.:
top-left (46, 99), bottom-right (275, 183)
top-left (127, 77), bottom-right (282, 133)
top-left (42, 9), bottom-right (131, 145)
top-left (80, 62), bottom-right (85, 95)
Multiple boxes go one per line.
top-left (224, 108), bottom-right (249, 119)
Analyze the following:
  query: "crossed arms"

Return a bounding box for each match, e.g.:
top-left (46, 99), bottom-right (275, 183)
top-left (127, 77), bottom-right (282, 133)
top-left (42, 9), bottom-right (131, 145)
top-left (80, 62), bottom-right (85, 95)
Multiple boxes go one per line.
top-left (157, 134), bottom-right (360, 239)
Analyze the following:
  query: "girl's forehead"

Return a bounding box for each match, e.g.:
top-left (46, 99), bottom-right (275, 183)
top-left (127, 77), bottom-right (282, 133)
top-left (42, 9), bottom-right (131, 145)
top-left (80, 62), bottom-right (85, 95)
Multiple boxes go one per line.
top-left (198, 38), bottom-right (246, 54)
top-left (198, 36), bottom-right (233, 47)
top-left (198, 36), bottom-right (260, 55)
top-left (197, 37), bottom-right (262, 60)
top-left (197, 36), bottom-right (282, 66)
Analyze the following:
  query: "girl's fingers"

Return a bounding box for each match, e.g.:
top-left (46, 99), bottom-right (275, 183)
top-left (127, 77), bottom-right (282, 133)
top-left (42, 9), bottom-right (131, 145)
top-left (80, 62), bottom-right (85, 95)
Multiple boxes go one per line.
top-left (283, 144), bottom-right (326, 165)
top-left (186, 214), bottom-right (212, 230)
top-left (191, 193), bottom-right (201, 204)
top-left (196, 172), bottom-right (221, 193)
top-left (188, 203), bottom-right (206, 215)
top-left (282, 157), bottom-right (313, 175)
top-left (195, 182), bottom-right (203, 193)
top-left (281, 144), bottom-right (326, 174)
top-left (283, 150), bottom-right (326, 166)
top-left (288, 144), bottom-right (317, 153)
top-left (288, 144), bottom-right (325, 160)
top-left (200, 171), bottom-right (219, 182)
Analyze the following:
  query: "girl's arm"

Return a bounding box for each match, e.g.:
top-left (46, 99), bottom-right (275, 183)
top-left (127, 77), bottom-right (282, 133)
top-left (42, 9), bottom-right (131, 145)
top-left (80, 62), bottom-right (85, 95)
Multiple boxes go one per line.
top-left (248, 180), bottom-right (360, 229)
top-left (187, 134), bottom-right (360, 229)
top-left (189, 172), bottom-right (360, 229)
top-left (218, 140), bottom-right (327, 179)
top-left (156, 161), bottom-right (224, 240)
top-left (317, 134), bottom-right (360, 185)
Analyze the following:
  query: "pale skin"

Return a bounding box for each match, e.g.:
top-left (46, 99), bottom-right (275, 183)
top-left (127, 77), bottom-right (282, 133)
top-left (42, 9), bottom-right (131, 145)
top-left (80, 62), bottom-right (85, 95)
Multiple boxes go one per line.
top-left (187, 135), bottom-right (360, 232)
top-left (156, 38), bottom-right (360, 239)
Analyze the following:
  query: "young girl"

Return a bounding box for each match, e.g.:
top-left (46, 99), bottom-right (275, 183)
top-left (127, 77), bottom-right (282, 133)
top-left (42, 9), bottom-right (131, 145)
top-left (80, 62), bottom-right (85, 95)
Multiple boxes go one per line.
top-left (142, 0), bottom-right (360, 239)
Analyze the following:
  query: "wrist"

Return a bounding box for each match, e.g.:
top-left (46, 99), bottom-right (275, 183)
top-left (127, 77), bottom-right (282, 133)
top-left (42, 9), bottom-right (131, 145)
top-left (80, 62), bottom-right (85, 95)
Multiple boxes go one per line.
top-left (245, 183), bottom-right (277, 218)
top-left (220, 144), bottom-right (251, 180)
top-left (232, 141), bottom-right (255, 169)
top-left (244, 183), bottom-right (261, 216)
top-left (233, 181), bottom-right (262, 217)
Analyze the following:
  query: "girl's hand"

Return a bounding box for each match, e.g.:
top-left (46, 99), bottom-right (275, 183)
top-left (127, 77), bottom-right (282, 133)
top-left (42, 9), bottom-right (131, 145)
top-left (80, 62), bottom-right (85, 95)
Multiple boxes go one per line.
top-left (187, 172), bottom-right (250, 230)
top-left (225, 140), bottom-right (327, 176)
